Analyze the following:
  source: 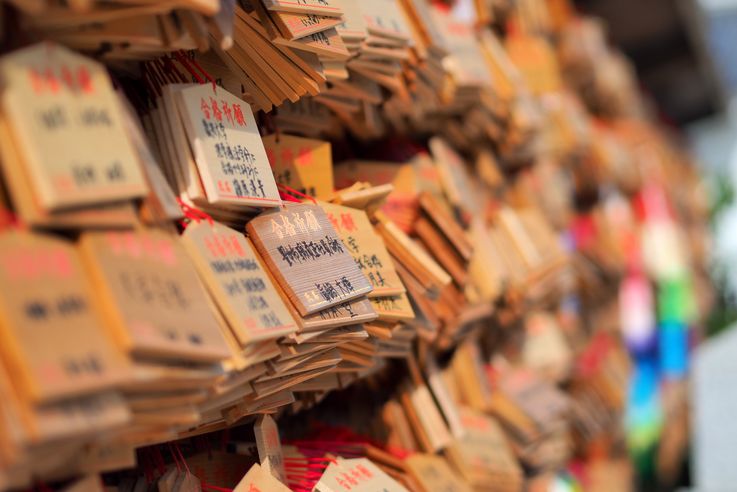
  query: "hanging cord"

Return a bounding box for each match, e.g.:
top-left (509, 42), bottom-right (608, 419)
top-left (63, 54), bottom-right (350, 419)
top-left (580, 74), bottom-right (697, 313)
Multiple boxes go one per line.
top-left (276, 183), bottom-right (317, 204)
top-left (177, 198), bottom-right (214, 228)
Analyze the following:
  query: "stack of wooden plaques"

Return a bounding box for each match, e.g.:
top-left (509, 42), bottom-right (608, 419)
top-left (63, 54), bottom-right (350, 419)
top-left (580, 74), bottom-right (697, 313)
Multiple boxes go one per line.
top-left (78, 229), bottom-right (232, 445)
top-left (17, 0), bottom-right (221, 58)
top-left (0, 0), bottom-right (717, 490)
top-left (444, 407), bottom-right (525, 492)
top-left (135, 70), bottom-right (282, 227)
top-left (489, 368), bottom-right (572, 472)
top-left (568, 333), bottom-right (630, 451)
top-left (180, 220), bottom-right (298, 426)
top-left (241, 201), bottom-right (382, 409)
top-left (0, 43), bottom-right (149, 228)
top-left (0, 231), bottom-right (133, 488)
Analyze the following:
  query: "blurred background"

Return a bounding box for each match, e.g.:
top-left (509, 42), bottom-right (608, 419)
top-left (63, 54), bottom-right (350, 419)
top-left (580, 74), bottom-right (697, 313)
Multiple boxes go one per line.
top-left (571, 1), bottom-right (737, 489)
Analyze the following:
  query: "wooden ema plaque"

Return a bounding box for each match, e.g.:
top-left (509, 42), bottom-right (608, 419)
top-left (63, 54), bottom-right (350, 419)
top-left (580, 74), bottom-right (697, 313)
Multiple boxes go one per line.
top-left (314, 457), bottom-right (409, 492)
top-left (368, 294), bottom-right (415, 321)
top-left (0, 43), bottom-right (147, 211)
top-left (246, 202), bottom-right (373, 316)
top-left (79, 230), bottom-right (230, 362)
top-left (321, 202), bottom-right (405, 298)
top-left (269, 11), bottom-right (343, 41)
top-left (0, 231), bottom-right (129, 403)
top-left (181, 221), bottom-right (297, 346)
top-left (254, 414), bottom-right (287, 485)
top-left (357, 0), bottom-right (413, 41)
top-left (234, 463), bottom-right (290, 492)
top-left (175, 84), bottom-right (281, 208)
top-left (262, 0), bottom-right (344, 17)
top-left (299, 297), bottom-right (377, 331)
top-left (405, 454), bottom-right (472, 492)
top-left (262, 133), bottom-right (334, 199)
top-left (335, 0), bottom-right (368, 39)
top-left (454, 407), bottom-right (522, 478)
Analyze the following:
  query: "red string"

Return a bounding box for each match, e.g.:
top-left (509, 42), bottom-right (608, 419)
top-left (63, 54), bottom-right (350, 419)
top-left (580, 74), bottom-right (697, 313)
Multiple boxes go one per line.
top-left (201, 484), bottom-right (232, 492)
top-left (154, 446), bottom-right (167, 475)
top-left (188, 55), bottom-right (218, 93)
top-left (0, 209), bottom-right (21, 231)
top-left (177, 198), bottom-right (214, 228)
top-left (164, 55), bottom-right (188, 84)
top-left (169, 443), bottom-right (182, 472)
top-left (175, 444), bottom-right (190, 474)
top-left (279, 190), bottom-right (301, 203)
top-left (143, 448), bottom-right (155, 484)
top-left (174, 51), bottom-right (204, 84)
top-left (277, 184), bottom-right (316, 204)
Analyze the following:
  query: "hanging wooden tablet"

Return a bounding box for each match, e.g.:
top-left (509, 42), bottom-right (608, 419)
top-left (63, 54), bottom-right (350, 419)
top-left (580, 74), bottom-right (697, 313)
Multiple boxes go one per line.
top-left (369, 294), bottom-right (415, 321)
top-left (175, 83), bottom-right (281, 207)
top-left (505, 32), bottom-right (562, 95)
top-left (30, 391), bottom-right (130, 447)
top-left (451, 408), bottom-right (522, 488)
top-left (428, 137), bottom-right (478, 219)
top-left (357, 0), bottom-right (413, 42)
top-left (246, 202), bottom-right (373, 316)
top-left (262, 0), bottom-right (344, 17)
top-left (522, 311), bottom-right (572, 382)
top-left (499, 369), bottom-right (569, 430)
top-left (0, 231), bottom-right (130, 404)
top-left (314, 457), bottom-right (410, 492)
top-left (262, 133), bottom-right (334, 199)
top-left (79, 230), bottom-right (230, 362)
top-left (374, 212), bottom-right (451, 292)
top-left (272, 27), bottom-right (351, 60)
top-left (254, 414), bottom-right (287, 485)
top-left (118, 94), bottom-right (182, 223)
top-left (418, 191), bottom-right (473, 261)
top-left (0, 43), bottom-right (147, 211)
top-left (0, 111), bottom-right (139, 227)
top-left (301, 298), bottom-right (378, 331)
top-left (181, 221), bottom-right (297, 346)
top-left (402, 380), bottom-right (453, 453)
top-left (321, 202), bottom-right (405, 297)
top-left (234, 463), bottom-right (291, 492)
top-left (257, 239), bottom-right (377, 331)
top-left (404, 454), bottom-right (472, 492)
top-left (425, 356), bottom-right (465, 440)
top-left (335, 0), bottom-right (368, 40)
top-left (269, 11), bottom-right (344, 41)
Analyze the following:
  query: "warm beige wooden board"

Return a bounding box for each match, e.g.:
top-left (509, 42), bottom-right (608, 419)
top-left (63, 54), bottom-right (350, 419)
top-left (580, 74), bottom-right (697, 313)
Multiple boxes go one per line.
top-left (357, 0), bottom-right (413, 41)
top-left (299, 297), bottom-right (377, 331)
top-left (175, 84), bottom-right (281, 207)
top-left (246, 202), bottom-right (372, 316)
top-left (270, 11), bottom-right (343, 41)
top-left (181, 221), bottom-right (297, 346)
top-left (262, 133), bottom-right (334, 199)
top-left (314, 457), bottom-right (410, 492)
top-left (0, 231), bottom-right (129, 403)
top-left (273, 28), bottom-right (351, 60)
top-left (79, 230), bottom-right (230, 362)
top-left (320, 202), bottom-right (405, 297)
top-left (0, 43), bottom-right (147, 211)
top-left (262, 0), bottom-right (344, 17)
top-left (335, 0), bottom-right (368, 40)
top-left (254, 414), bottom-right (287, 484)
top-left (405, 453), bottom-right (472, 492)
top-left (233, 463), bottom-right (291, 492)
